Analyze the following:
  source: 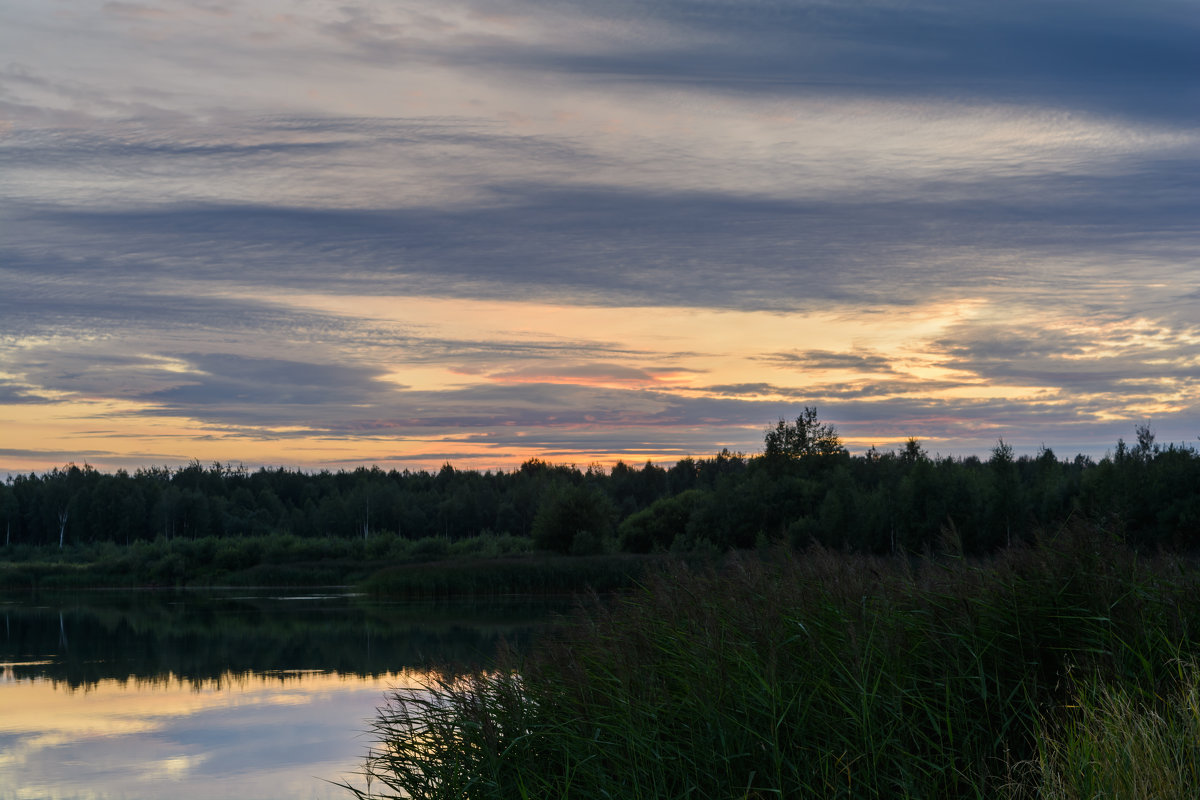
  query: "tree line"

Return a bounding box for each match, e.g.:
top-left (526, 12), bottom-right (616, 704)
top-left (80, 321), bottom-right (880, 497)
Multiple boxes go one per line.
top-left (3, 411), bottom-right (1198, 556)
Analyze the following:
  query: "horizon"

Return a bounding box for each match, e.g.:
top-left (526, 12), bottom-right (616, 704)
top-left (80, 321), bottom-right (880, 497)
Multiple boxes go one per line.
top-left (3, 1), bottom-right (1198, 475)
top-left (1, 419), bottom-right (1178, 481)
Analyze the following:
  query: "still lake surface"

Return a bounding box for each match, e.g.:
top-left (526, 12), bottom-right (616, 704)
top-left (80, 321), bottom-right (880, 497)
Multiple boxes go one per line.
top-left (0, 589), bottom-right (562, 800)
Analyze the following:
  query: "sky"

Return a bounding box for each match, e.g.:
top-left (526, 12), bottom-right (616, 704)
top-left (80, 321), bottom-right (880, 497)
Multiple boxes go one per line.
top-left (2, 0), bottom-right (1199, 474)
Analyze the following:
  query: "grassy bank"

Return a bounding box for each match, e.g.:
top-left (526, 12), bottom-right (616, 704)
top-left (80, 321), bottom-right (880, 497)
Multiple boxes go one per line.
top-left (0, 532), bottom-right (625, 592)
top-left (348, 528), bottom-right (1200, 799)
top-left (0, 534), bottom-right (386, 588)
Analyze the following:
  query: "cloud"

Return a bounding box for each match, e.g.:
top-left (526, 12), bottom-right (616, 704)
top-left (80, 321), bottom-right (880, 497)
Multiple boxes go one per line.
top-left (930, 318), bottom-right (1200, 397)
top-left (23, 0), bottom-right (1199, 132)
top-left (0, 380), bottom-right (43, 404)
top-left (2, 0), bottom-right (1198, 469)
top-left (483, 362), bottom-right (681, 387)
top-left (439, 0), bottom-right (1200, 125)
top-left (763, 349), bottom-right (900, 374)
top-left (0, 269), bottom-right (359, 348)
top-left (7, 153), bottom-right (1197, 315)
top-left (137, 353), bottom-right (390, 409)
top-left (102, 2), bottom-right (175, 21)
top-left (0, 447), bottom-right (124, 460)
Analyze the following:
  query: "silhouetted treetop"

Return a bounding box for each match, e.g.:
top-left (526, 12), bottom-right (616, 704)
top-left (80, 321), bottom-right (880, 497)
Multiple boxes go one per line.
top-left (763, 407), bottom-right (847, 460)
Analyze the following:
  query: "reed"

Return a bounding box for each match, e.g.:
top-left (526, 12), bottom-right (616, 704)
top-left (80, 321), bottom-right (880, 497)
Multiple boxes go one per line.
top-left (1013, 661), bottom-right (1200, 800)
top-left (348, 527), bottom-right (1200, 799)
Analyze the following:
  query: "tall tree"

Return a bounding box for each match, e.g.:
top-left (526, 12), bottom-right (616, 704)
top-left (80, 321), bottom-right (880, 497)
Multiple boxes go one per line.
top-left (763, 407), bottom-right (846, 460)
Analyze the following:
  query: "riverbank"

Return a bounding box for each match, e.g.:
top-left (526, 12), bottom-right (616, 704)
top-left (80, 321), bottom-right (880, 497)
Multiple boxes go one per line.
top-left (0, 532), bottom-right (667, 595)
top-left (350, 527), bottom-right (1200, 799)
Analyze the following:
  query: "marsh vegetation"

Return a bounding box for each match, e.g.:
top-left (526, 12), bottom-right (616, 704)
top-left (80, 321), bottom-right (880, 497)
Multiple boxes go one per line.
top-left (348, 531), bottom-right (1200, 799)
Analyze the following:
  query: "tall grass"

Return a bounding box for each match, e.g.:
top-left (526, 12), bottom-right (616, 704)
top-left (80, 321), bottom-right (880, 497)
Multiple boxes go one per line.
top-left (346, 527), bottom-right (1200, 799)
top-left (1014, 661), bottom-right (1200, 800)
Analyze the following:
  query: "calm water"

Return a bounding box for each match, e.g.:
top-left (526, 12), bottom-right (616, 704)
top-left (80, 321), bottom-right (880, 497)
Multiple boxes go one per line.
top-left (0, 590), bottom-right (561, 800)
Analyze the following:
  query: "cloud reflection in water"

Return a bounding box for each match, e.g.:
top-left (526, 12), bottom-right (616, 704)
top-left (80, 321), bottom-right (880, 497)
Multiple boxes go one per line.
top-left (0, 670), bottom-right (428, 800)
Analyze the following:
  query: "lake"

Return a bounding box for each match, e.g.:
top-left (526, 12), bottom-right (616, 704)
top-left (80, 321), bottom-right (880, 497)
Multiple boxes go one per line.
top-left (0, 589), bottom-right (563, 800)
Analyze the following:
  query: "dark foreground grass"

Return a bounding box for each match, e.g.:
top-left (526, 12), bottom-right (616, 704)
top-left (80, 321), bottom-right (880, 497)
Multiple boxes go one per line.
top-left (345, 528), bottom-right (1200, 799)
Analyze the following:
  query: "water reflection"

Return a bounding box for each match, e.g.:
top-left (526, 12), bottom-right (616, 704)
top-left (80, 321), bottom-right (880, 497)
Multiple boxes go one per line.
top-left (2, 590), bottom-right (558, 687)
top-left (0, 590), bottom-right (563, 800)
top-left (1, 670), bottom-right (416, 799)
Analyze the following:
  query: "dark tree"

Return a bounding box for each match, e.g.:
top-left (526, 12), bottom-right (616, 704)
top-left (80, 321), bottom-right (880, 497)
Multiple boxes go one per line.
top-left (763, 408), bottom-right (846, 461)
top-left (531, 484), bottom-right (617, 554)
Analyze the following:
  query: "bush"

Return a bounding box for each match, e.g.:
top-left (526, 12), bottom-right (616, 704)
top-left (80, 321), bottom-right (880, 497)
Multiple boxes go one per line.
top-left (617, 490), bottom-right (699, 553)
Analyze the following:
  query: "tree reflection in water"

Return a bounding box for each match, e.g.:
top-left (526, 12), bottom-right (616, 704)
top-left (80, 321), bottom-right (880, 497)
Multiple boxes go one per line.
top-left (0, 590), bottom-right (562, 800)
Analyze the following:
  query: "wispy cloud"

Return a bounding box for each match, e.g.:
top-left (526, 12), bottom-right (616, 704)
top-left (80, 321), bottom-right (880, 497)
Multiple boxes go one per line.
top-left (2, 0), bottom-right (1197, 471)
top-left (762, 349), bottom-right (901, 374)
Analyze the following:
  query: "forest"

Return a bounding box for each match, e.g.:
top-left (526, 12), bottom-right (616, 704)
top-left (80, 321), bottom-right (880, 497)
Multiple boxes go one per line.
top-left (3, 410), bottom-right (1198, 559)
